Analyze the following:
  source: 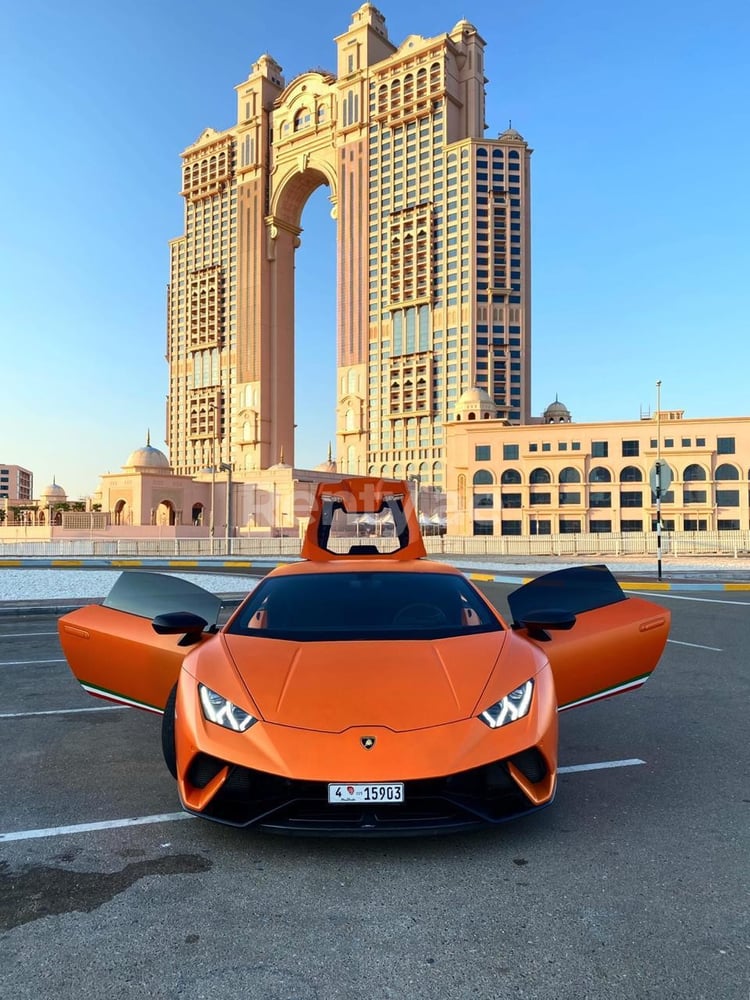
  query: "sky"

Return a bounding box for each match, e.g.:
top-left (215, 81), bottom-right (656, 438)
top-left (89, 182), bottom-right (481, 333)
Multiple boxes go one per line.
top-left (1, 0), bottom-right (748, 499)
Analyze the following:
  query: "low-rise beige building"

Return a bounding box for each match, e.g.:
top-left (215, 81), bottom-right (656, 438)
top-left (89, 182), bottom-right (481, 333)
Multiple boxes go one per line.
top-left (445, 390), bottom-right (749, 536)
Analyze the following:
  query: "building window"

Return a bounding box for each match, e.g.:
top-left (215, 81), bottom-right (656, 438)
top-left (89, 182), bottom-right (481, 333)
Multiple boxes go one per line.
top-left (715, 464), bottom-right (739, 481)
top-left (503, 444), bottom-right (519, 460)
top-left (473, 469), bottom-right (494, 485)
top-left (473, 520), bottom-right (494, 535)
top-left (622, 440), bottom-right (639, 457)
top-left (473, 492), bottom-right (494, 508)
top-left (529, 519), bottom-right (551, 535)
top-left (559, 519), bottom-right (581, 534)
top-left (620, 490), bottom-right (643, 508)
top-left (683, 464), bottom-right (707, 482)
top-left (590, 520), bottom-right (612, 533)
top-left (559, 491), bottom-right (581, 505)
top-left (619, 519), bottom-right (643, 533)
top-left (683, 489), bottom-right (707, 504)
top-left (716, 490), bottom-right (739, 507)
top-left (717, 437), bottom-right (735, 455)
top-left (529, 492), bottom-right (551, 505)
top-left (592, 441), bottom-right (608, 458)
top-left (590, 491), bottom-right (612, 508)
top-left (718, 519), bottom-right (740, 530)
top-left (558, 467), bottom-right (581, 484)
top-left (620, 466), bottom-right (643, 483)
top-left (529, 468), bottom-right (551, 485)
top-left (589, 466), bottom-right (612, 484)
top-left (684, 518), bottom-right (707, 531)
top-left (501, 469), bottom-right (521, 485)
top-left (652, 519), bottom-right (675, 531)
top-left (501, 493), bottom-right (522, 509)
top-left (501, 520), bottom-right (522, 536)
top-left (475, 445), bottom-right (491, 461)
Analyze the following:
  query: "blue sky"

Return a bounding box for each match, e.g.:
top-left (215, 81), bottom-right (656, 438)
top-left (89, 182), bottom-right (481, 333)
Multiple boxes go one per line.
top-left (2, 0), bottom-right (748, 499)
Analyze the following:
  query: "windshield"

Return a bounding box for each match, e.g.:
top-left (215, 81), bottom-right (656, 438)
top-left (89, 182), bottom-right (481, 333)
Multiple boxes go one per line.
top-left (226, 571), bottom-right (502, 641)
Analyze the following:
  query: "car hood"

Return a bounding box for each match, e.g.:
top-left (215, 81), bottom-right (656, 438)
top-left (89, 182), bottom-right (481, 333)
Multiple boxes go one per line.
top-left (222, 631), bottom-right (507, 733)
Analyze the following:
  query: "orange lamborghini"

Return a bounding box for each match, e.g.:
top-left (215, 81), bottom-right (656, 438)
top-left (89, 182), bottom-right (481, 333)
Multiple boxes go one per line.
top-left (58, 478), bottom-right (670, 835)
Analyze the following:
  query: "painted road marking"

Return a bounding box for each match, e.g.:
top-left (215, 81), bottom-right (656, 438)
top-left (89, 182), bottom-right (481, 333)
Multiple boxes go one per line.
top-left (629, 590), bottom-right (750, 606)
top-left (0, 758), bottom-right (647, 842)
top-left (0, 706), bottom-right (126, 719)
top-left (0, 658), bottom-right (67, 667)
top-left (667, 639), bottom-right (722, 652)
top-left (0, 631), bottom-right (59, 637)
top-left (0, 813), bottom-right (195, 843)
top-left (558, 758), bottom-right (645, 774)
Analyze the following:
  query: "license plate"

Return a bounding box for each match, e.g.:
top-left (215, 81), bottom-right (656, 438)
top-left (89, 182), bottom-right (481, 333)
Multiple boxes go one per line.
top-left (328, 782), bottom-right (404, 804)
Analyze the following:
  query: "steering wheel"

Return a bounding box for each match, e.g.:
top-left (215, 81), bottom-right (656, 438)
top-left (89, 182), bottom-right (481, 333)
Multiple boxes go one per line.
top-left (392, 603), bottom-right (449, 627)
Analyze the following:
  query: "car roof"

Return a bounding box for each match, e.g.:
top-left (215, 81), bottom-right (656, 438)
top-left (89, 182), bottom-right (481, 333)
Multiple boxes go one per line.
top-left (268, 558), bottom-right (462, 579)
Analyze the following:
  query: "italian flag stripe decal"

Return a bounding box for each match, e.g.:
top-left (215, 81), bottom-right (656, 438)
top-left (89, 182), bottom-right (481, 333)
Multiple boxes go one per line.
top-left (558, 673), bottom-right (651, 712)
top-left (79, 682), bottom-right (164, 715)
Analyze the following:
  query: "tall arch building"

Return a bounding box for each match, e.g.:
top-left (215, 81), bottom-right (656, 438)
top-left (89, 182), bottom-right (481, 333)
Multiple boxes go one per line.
top-left (166, 4), bottom-right (532, 490)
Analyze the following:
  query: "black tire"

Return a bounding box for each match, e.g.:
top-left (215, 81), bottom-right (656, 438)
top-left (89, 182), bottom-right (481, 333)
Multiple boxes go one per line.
top-left (161, 684), bottom-right (178, 779)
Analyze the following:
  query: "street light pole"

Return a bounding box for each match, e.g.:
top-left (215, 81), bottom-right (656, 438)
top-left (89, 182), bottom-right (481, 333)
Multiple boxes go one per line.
top-left (208, 402), bottom-right (217, 554)
top-left (656, 380), bottom-right (662, 581)
top-left (220, 463), bottom-right (232, 554)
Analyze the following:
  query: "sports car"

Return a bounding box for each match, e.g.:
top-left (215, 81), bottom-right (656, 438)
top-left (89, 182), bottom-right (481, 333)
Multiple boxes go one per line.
top-left (58, 477), bottom-right (670, 836)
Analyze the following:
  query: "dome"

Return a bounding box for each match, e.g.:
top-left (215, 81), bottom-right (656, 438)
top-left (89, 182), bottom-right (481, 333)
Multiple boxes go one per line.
top-left (543, 397), bottom-right (572, 423)
top-left (458, 387), bottom-right (494, 406)
top-left (124, 434), bottom-right (171, 471)
top-left (498, 126), bottom-right (526, 143)
top-left (40, 481), bottom-right (67, 501)
top-left (455, 386), bottom-right (497, 421)
top-left (451, 18), bottom-right (478, 34)
top-left (314, 443), bottom-right (337, 473)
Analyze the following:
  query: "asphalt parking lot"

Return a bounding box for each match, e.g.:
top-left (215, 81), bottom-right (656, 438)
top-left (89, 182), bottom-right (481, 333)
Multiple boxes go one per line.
top-left (0, 576), bottom-right (748, 1000)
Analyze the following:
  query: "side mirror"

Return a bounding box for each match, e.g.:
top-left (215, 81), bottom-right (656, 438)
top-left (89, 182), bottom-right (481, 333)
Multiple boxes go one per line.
top-left (517, 608), bottom-right (576, 642)
top-left (152, 611), bottom-right (208, 646)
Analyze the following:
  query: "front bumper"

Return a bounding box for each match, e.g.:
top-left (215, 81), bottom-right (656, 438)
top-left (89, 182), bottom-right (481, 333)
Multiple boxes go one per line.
top-left (179, 748), bottom-right (556, 836)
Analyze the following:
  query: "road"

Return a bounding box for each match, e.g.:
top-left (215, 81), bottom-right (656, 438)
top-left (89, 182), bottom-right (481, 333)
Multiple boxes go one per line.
top-left (0, 580), bottom-right (748, 1000)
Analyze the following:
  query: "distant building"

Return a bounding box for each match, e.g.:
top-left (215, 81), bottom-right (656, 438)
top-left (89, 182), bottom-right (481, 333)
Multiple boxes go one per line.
top-left (165, 6), bottom-right (532, 491)
top-left (445, 398), bottom-right (750, 535)
top-left (0, 464), bottom-right (33, 501)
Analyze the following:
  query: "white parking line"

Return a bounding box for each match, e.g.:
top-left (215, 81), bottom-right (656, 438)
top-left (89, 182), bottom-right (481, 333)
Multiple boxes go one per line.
top-left (629, 590), bottom-right (750, 606)
top-left (558, 758), bottom-right (644, 774)
top-left (0, 631), bottom-right (59, 637)
top-left (0, 758), bottom-right (648, 842)
top-left (0, 706), bottom-right (126, 719)
top-left (667, 639), bottom-right (722, 652)
top-left (0, 658), bottom-right (67, 666)
top-left (0, 812), bottom-right (194, 843)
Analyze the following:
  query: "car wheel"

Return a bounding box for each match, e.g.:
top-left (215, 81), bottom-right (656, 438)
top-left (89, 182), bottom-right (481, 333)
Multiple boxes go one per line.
top-left (161, 684), bottom-right (178, 779)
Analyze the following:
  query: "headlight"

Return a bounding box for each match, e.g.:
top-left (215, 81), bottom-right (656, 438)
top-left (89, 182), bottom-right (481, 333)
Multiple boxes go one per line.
top-left (198, 684), bottom-right (257, 733)
top-left (479, 679), bottom-right (534, 729)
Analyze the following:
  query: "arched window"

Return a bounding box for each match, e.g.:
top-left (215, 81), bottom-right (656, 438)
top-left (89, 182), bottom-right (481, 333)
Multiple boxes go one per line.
top-left (684, 464), bottom-right (707, 482)
top-left (620, 466), bottom-right (643, 483)
top-left (715, 463), bottom-right (739, 480)
top-left (530, 468), bottom-right (551, 485)
top-left (501, 469), bottom-right (521, 485)
top-left (589, 466), bottom-right (612, 483)
top-left (293, 109), bottom-right (310, 131)
top-left (345, 408), bottom-right (355, 432)
top-left (559, 467), bottom-right (581, 484)
top-left (473, 469), bottom-right (494, 486)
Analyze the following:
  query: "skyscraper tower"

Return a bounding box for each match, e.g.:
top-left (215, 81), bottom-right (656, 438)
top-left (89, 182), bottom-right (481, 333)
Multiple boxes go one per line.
top-left (166, 4), bottom-right (532, 489)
